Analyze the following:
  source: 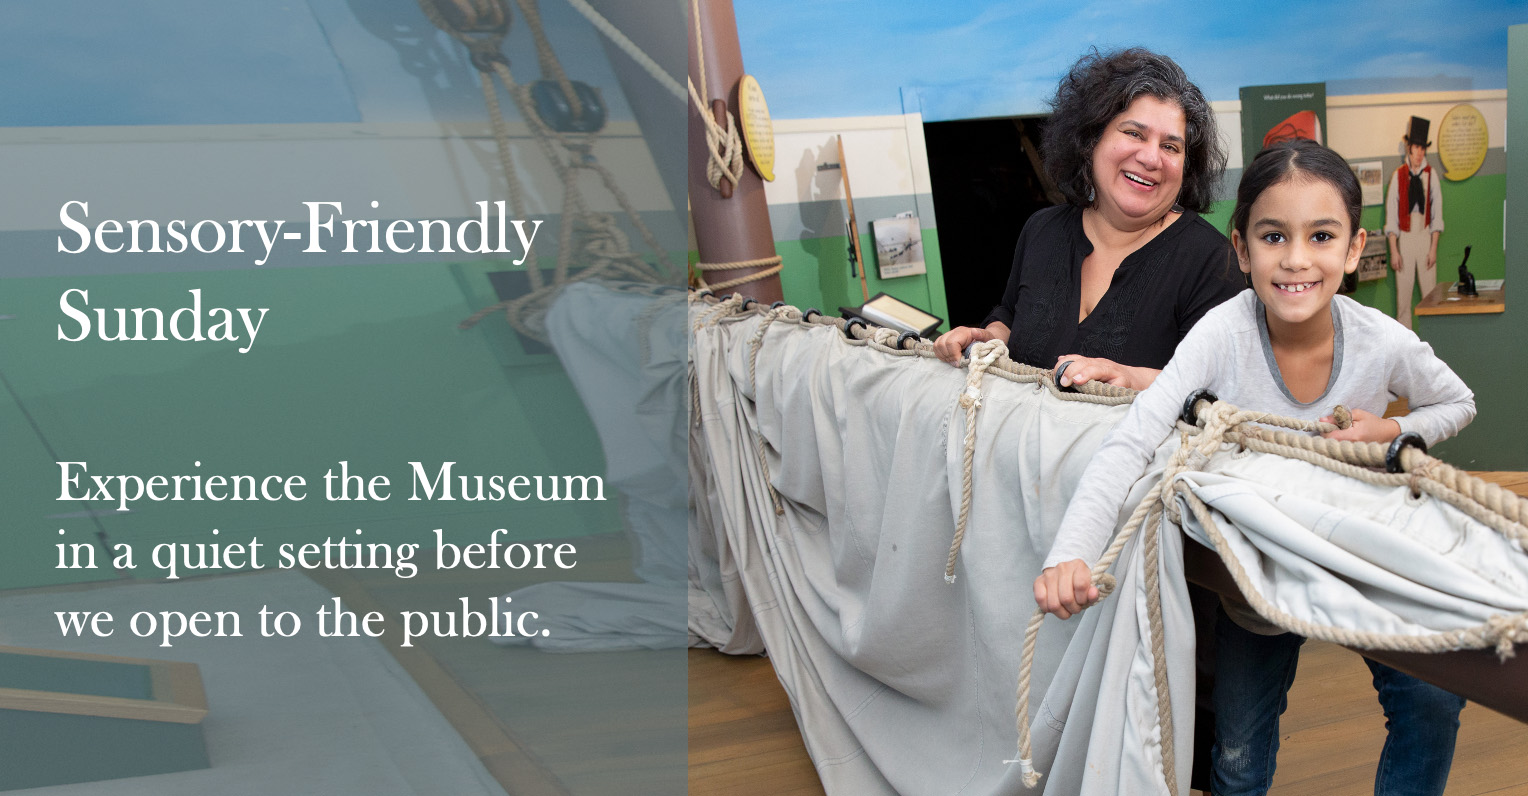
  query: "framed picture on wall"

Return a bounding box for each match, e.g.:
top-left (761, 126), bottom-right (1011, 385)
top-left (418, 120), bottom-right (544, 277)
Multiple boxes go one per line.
top-left (1239, 82), bottom-right (1327, 166)
top-left (1357, 230), bottom-right (1388, 282)
top-left (871, 212), bottom-right (926, 279)
top-left (1351, 161), bottom-right (1384, 206)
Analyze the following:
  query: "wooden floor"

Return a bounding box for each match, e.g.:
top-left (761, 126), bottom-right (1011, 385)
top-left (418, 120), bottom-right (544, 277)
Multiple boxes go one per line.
top-left (689, 473), bottom-right (1528, 796)
top-left (314, 533), bottom-right (687, 796)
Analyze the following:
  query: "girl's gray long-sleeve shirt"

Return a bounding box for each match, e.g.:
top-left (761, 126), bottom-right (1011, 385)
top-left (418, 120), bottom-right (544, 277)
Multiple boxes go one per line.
top-left (1044, 289), bottom-right (1476, 570)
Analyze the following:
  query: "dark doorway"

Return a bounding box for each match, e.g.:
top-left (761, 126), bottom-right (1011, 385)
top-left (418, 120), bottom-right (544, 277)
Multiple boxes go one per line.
top-left (924, 116), bottom-right (1058, 329)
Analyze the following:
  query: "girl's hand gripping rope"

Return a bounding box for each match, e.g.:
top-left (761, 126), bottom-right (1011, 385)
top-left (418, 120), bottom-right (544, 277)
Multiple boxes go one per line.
top-left (1320, 407), bottom-right (1402, 443)
top-left (1033, 558), bottom-right (1101, 619)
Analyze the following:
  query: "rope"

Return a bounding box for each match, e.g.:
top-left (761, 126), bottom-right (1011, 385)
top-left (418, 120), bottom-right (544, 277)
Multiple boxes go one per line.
top-left (691, 291), bottom-right (1527, 534)
top-left (688, 291), bottom-right (1141, 404)
top-left (688, 292), bottom-right (1528, 788)
top-left (513, 0), bottom-right (581, 119)
top-left (1008, 396), bottom-right (1528, 790)
top-left (477, 69), bottom-right (529, 219)
top-left (1176, 481), bottom-right (1528, 659)
top-left (687, 293), bottom-right (1527, 538)
top-left (945, 339), bottom-right (1008, 583)
top-left (693, 256), bottom-right (784, 291)
top-left (746, 307), bottom-right (797, 516)
top-left (1010, 400), bottom-right (1336, 790)
top-left (419, 0), bottom-right (677, 343)
top-left (559, 0), bottom-right (686, 101)
top-left (687, 0), bottom-right (745, 191)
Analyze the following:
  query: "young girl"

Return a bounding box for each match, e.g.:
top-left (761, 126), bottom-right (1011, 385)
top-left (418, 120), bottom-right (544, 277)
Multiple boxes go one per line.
top-left (1033, 139), bottom-right (1475, 796)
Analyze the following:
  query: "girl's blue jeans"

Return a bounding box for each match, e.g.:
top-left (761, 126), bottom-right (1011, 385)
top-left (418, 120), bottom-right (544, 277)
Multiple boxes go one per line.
top-left (1210, 605), bottom-right (1465, 796)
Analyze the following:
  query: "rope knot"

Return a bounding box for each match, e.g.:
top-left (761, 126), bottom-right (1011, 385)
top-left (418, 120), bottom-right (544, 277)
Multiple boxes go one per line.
top-left (959, 386), bottom-right (982, 410)
top-left (701, 112), bottom-right (745, 189)
top-left (870, 327), bottom-right (900, 348)
top-left (998, 757), bottom-right (1042, 788)
top-left (688, 0), bottom-right (745, 192)
top-left (1485, 613), bottom-right (1528, 661)
top-left (967, 339), bottom-right (1007, 365)
top-left (1093, 573), bottom-right (1117, 599)
top-left (1407, 457), bottom-right (1440, 498)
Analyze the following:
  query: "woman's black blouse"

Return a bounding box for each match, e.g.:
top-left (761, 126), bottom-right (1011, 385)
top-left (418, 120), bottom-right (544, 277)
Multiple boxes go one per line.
top-left (981, 204), bottom-right (1243, 370)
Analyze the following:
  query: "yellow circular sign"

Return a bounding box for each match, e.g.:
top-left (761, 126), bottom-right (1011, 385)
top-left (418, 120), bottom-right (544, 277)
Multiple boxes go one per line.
top-left (1438, 104), bottom-right (1488, 181)
top-left (737, 74), bottom-right (775, 182)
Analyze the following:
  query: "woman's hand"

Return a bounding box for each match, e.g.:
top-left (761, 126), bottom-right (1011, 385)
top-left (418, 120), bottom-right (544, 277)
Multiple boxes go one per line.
top-left (1054, 355), bottom-right (1160, 391)
top-left (933, 327), bottom-right (985, 364)
top-left (1033, 559), bottom-right (1099, 620)
top-left (1321, 408), bottom-right (1402, 443)
top-left (934, 322), bottom-right (1008, 365)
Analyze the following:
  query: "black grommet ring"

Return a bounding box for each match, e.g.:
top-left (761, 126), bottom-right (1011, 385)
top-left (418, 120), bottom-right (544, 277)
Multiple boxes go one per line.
top-left (1054, 360), bottom-right (1078, 392)
top-left (804, 308), bottom-right (822, 322)
top-left (1180, 388), bottom-right (1219, 426)
top-left (842, 317), bottom-right (867, 339)
top-left (695, 288), bottom-right (714, 298)
top-left (897, 330), bottom-right (920, 350)
top-left (771, 300), bottom-right (787, 309)
top-left (1385, 431), bottom-right (1428, 474)
top-left (740, 297), bottom-right (758, 311)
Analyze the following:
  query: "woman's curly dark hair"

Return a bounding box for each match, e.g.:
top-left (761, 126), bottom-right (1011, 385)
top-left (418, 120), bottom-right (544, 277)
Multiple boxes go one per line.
top-left (1042, 47), bottom-right (1225, 213)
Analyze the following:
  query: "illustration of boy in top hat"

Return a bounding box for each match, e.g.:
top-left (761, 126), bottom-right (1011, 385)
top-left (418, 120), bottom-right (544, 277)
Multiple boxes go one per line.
top-left (1384, 115), bottom-right (1444, 328)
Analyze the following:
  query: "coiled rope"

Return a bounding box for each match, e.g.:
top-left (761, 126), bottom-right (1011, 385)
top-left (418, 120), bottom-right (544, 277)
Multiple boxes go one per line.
top-left (693, 255), bottom-right (785, 292)
top-left (687, 0), bottom-right (744, 193)
top-left (683, 0), bottom-right (782, 293)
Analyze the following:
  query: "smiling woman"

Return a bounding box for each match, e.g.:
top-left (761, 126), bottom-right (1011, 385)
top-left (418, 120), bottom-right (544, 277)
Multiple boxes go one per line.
top-left (933, 47), bottom-right (1242, 391)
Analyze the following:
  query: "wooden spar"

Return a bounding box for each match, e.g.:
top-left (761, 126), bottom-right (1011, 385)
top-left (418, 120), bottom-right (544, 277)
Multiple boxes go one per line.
top-left (1184, 542), bottom-right (1528, 724)
top-left (837, 135), bottom-right (870, 304)
top-left (687, 0), bottom-right (782, 304)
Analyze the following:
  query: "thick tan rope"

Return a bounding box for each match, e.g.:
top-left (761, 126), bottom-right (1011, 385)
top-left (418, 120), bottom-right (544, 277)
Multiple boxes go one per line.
top-left (694, 256), bottom-right (785, 291)
top-left (477, 69), bottom-right (530, 220)
top-left (513, 0), bottom-right (582, 119)
top-left (1010, 401), bottom-right (1334, 789)
top-left (693, 293), bottom-right (747, 330)
top-left (1141, 496), bottom-right (1176, 794)
top-left (419, 0), bottom-right (676, 342)
top-left (689, 291), bottom-right (1528, 787)
top-left (1227, 429), bottom-right (1528, 543)
top-left (689, 292), bottom-right (1528, 538)
top-left (945, 339), bottom-right (1009, 583)
top-left (1008, 397), bottom-right (1528, 790)
top-left (689, 292), bottom-right (1139, 404)
top-left (1176, 481), bottom-right (1528, 659)
top-left (746, 307), bottom-right (797, 516)
top-left (560, 0), bottom-right (686, 101)
top-left (686, 0), bottom-right (745, 191)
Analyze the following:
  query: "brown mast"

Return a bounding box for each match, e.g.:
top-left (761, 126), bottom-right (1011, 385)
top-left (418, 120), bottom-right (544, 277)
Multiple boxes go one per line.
top-left (687, 0), bottom-right (782, 304)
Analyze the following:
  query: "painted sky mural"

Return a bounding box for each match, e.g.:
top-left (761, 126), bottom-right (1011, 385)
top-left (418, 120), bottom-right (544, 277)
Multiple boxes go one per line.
top-left (734, 0), bottom-right (1528, 119)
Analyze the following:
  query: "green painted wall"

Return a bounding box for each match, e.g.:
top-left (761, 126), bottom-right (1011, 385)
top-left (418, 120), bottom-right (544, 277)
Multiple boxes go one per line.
top-left (777, 227), bottom-right (949, 332)
top-left (1420, 25), bottom-right (1528, 469)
